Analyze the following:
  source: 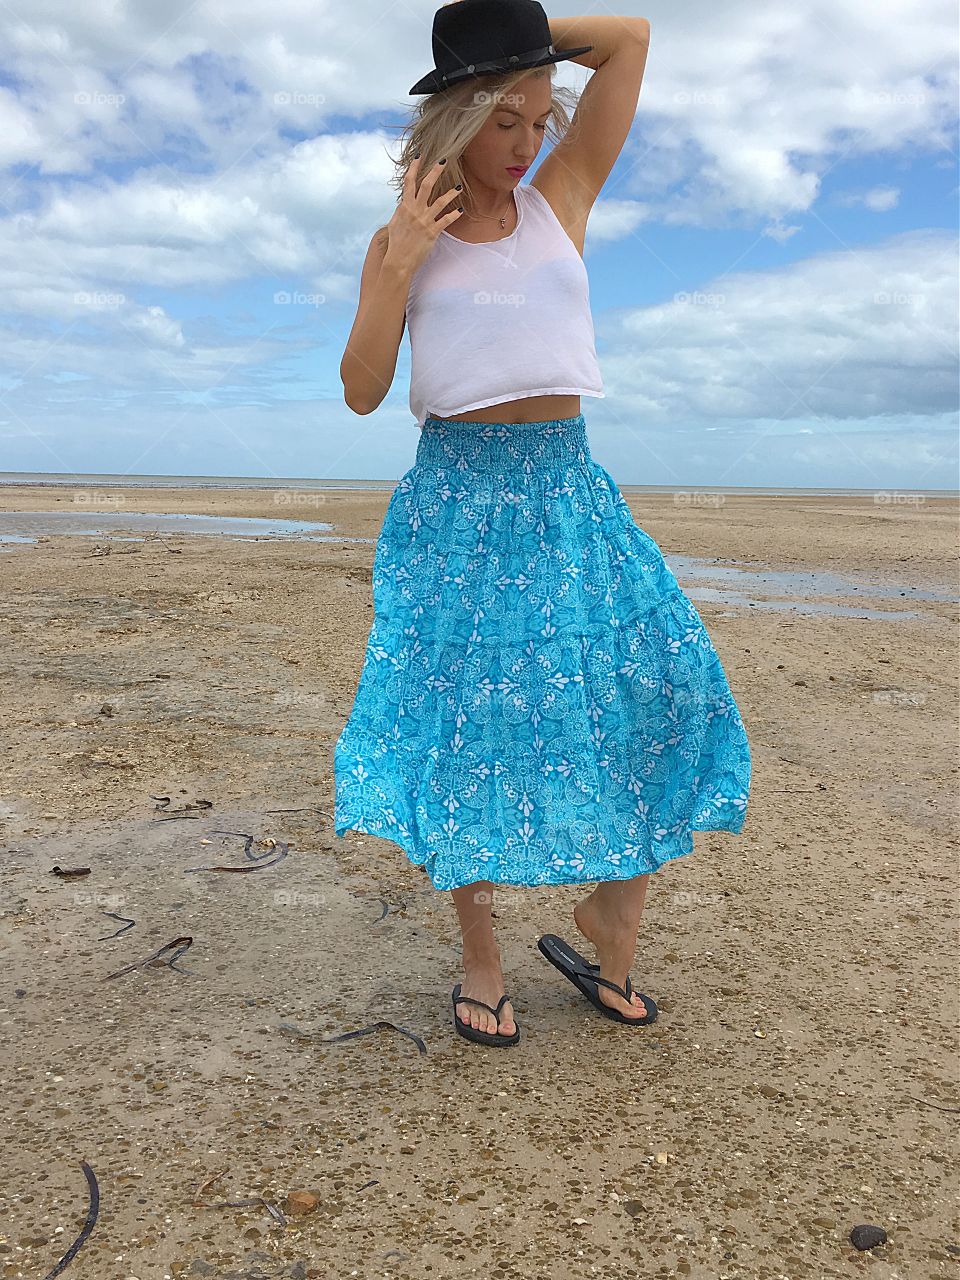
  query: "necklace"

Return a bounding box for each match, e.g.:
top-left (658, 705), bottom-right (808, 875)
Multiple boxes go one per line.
top-left (460, 197), bottom-right (514, 230)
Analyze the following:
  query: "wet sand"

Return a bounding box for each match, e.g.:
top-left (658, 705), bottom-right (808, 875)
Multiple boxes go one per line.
top-left (1, 483), bottom-right (957, 1279)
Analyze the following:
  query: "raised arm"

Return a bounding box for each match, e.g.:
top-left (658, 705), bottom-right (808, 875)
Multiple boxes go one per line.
top-left (535, 15), bottom-right (650, 232)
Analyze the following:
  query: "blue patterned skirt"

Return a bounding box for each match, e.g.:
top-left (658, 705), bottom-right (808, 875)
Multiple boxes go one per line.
top-left (334, 414), bottom-right (751, 892)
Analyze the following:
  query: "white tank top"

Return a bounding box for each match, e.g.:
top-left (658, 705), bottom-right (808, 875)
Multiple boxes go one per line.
top-left (404, 182), bottom-right (605, 426)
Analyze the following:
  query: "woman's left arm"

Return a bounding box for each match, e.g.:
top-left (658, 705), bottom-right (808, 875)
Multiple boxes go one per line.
top-left (535, 15), bottom-right (651, 212)
top-left (548, 14), bottom-right (650, 71)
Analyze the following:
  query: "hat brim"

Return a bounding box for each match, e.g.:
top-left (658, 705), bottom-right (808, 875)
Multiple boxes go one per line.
top-left (408, 45), bottom-right (594, 96)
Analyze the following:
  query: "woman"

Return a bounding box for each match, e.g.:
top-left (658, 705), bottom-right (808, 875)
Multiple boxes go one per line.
top-left (335, 0), bottom-right (752, 1047)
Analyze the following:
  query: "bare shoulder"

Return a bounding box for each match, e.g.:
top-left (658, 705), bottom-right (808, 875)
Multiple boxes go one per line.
top-left (529, 175), bottom-right (589, 259)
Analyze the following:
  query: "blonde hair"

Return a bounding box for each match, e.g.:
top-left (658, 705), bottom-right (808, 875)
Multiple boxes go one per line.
top-left (385, 65), bottom-right (582, 212)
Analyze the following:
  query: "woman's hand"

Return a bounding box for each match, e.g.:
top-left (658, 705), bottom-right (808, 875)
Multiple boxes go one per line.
top-left (383, 157), bottom-right (464, 275)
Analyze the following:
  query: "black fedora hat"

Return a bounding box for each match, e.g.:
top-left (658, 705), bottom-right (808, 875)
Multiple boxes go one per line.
top-left (409, 0), bottom-right (593, 96)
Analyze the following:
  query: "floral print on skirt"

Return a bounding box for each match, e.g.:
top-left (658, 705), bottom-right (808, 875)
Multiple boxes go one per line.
top-left (334, 413), bottom-right (751, 892)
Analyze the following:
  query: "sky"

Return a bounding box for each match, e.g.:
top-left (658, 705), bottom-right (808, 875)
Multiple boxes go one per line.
top-left (0, 0), bottom-right (957, 489)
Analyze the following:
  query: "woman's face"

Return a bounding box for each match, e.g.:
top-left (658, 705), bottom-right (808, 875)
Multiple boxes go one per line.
top-left (460, 73), bottom-right (553, 191)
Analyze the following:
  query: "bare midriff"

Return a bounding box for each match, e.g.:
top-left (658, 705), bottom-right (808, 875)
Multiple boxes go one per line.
top-left (425, 393), bottom-right (582, 425)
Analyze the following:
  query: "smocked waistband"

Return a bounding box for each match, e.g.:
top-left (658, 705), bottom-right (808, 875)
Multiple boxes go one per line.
top-left (416, 413), bottom-right (590, 474)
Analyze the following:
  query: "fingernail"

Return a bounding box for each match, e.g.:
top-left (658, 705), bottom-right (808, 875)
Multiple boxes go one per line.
top-left (455, 183), bottom-right (462, 190)
top-left (439, 157), bottom-right (447, 164)
top-left (413, 151), bottom-right (420, 158)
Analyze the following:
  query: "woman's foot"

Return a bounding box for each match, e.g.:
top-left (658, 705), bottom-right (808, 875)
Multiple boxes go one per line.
top-left (455, 955), bottom-right (516, 1037)
top-left (573, 890), bottom-right (651, 1021)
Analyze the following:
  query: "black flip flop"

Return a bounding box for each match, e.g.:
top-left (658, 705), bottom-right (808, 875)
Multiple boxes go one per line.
top-left (451, 983), bottom-right (521, 1047)
top-left (537, 933), bottom-right (658, 1026)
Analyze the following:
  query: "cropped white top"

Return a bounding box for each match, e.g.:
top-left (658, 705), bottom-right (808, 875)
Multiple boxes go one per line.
top-left (404, 181), bottom-right (605, 426)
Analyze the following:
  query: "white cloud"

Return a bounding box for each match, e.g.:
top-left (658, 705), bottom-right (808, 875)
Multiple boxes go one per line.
top-left (598, 229), bottom-right (958, 424)
top-left (835, 185), bottom-right (902, 212)
top-left (585, 197), bottom-right (651, 244)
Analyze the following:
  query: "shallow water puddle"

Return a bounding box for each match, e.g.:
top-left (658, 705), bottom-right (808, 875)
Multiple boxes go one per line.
top-left (668, 554), bottom-right (952, 601)
top-left (668, 554), bottom-right (951, 620)
top-left (0, 511), bottom-right (374, 543)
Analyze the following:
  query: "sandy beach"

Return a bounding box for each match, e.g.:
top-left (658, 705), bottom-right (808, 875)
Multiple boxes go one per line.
top-left (1, 482), bottom-right (957, 1279)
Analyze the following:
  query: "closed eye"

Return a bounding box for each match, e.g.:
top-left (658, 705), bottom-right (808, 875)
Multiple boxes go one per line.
top-left (498, 122), bottom-right (547, 130)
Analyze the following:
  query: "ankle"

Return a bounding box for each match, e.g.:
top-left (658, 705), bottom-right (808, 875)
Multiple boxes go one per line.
top-left (462, 944), bottom-right (501, 969)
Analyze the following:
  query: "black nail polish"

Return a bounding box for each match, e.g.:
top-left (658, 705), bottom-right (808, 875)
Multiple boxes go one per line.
top-left (455, 183), bottom-right (462, 191)
top-left (439, 157), bottom-right (447, 164)
top-left (413, 151), bottom-right (421, 159)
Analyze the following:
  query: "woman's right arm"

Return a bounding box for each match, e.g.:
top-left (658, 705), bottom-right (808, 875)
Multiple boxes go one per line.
top-left (339, 231), bottom-right (413, 416)
top-left (340, 157), bottom-right (464, 416)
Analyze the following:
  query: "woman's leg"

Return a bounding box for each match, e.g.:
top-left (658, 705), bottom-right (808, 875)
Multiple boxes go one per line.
top-left (450, 880), bottom-right (516, 1035)
top-left (573, 874), bottom-right (652, 1019)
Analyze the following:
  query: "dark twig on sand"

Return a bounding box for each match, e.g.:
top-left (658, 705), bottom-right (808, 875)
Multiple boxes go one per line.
top-left (103, 936), bottom-right (195, 980)
top-left (40, 1159), bottom-right (99, 1279)
top-left (193, 1171), bottom-right (227, 1201)
top-left (265, 806), bottom-right (332, 819)
top-left (209, 830), bottom-right (280, 862)
top-left (86, 544), bottom-right (141, 557)
top-left (151, 796), bottom-right (213, 821)
top-left (904, 1094), bottom-right (960, 1113)
top-left (194, 1197), bottom-right (264, 1209)
top-left (140, 532), bottom-right (183, 554)
top-left (278, 1019), bottom-right (428, 1056)
top-left (97, 911), bottom-right (136, 941)
top-left (184, 831), bottom-right (289, 873)
top-left (192, 1194), bottom-right (287, 1226)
